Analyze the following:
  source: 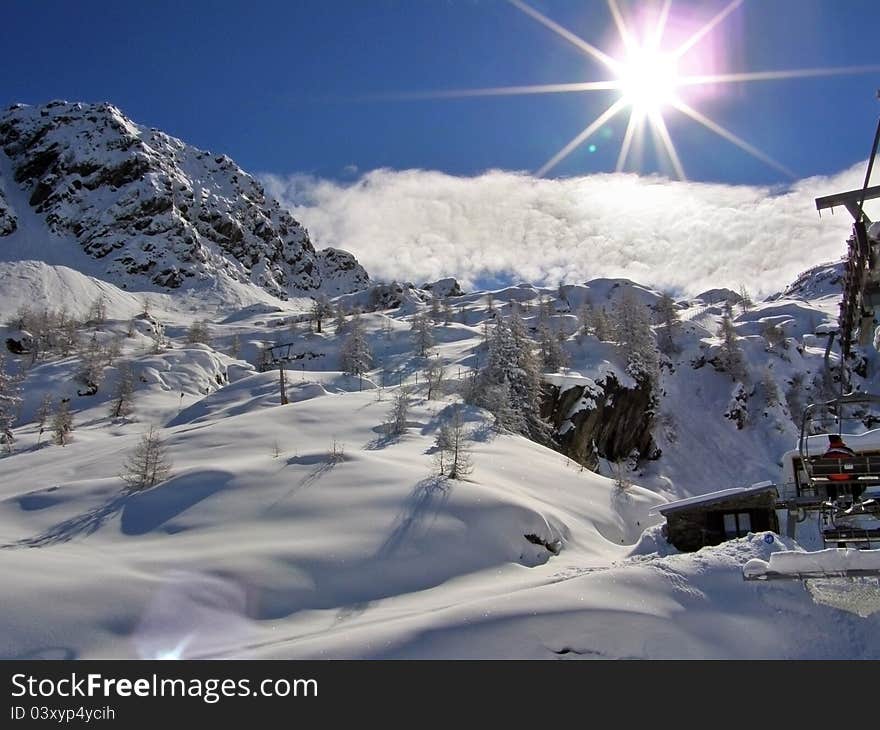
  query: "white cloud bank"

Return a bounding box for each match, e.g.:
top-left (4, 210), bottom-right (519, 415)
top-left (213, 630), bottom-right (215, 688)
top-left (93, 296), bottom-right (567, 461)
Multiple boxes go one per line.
top-left (263, 164), bottom-right (875, 297)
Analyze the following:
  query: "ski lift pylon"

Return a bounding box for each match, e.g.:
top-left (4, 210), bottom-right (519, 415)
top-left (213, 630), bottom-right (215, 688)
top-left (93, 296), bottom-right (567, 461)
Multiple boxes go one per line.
top-left (745, 100), bottom-right (880, 581)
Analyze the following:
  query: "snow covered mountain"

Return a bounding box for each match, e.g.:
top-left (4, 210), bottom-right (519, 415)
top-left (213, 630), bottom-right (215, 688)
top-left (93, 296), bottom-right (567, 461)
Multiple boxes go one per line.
top-left (0, 101), bottom-right (368, 298)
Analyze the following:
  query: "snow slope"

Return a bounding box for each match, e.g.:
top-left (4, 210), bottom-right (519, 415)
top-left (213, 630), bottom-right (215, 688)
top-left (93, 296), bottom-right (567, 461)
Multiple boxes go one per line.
top-left (2, 260), bottom-right (880, 659)
top-left (0, 367), bottom-right (665, 659)
top-left (4, 358), bottom-right (878, 659)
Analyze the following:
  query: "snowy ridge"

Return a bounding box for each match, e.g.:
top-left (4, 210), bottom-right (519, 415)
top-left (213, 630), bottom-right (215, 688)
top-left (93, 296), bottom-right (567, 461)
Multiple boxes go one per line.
top-left (0, 101), bottom-right (369, 298)
top-left (0, 260), bottom-right (144, 321)
top-left (781, 260), bottom-right (844, 302)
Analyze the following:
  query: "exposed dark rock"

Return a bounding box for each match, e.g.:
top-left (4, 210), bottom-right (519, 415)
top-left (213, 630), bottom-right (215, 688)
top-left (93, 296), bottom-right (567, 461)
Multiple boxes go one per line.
top-left (5, 331), bottom-right (32, 354)
top-left (316, 248), bottom-right (369, 293)
top-left (28, 181), bottom-right (53, 207)
top-left (152, 267), bottom-right (184, 288)
top-left (421, 277), bottom-right (464, 298)
top-left (724, 383), bottom-right (752, 430)
top-left (542, 373), bottom-right (660, 469)
top-left (0, 186), bottom-right (16, 236)
top-left (524, 533), bottom-right (562, 555)
top-left (12, 144), bottom-right (60, 183)
top-left (367, 282), bottom-right (407, 310)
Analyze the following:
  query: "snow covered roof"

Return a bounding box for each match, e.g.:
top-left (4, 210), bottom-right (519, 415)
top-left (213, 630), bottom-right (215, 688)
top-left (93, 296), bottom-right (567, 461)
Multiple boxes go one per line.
top-left (744, 548), bottom-right (880, 580)
top-left (656, 482), bottom-right (778, 515)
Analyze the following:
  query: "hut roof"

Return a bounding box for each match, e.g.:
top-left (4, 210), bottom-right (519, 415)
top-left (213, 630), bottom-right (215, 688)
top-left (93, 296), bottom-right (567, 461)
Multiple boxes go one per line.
top-left (655, 482), bottom-right (778, 516)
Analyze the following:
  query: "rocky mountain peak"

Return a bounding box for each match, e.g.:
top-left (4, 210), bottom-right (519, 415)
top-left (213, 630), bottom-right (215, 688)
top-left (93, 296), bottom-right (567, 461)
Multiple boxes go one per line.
top-left (0, 100), bottom-right (368, 297)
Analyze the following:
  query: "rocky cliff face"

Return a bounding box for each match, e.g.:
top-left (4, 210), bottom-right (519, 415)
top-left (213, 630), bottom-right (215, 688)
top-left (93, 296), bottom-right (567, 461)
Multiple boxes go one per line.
top-left (0, 185), bottom-right (15, 236)
top-left (542, 374), bottom-right (660, 469)
top-left (0, 101), bottom-right (368, 297)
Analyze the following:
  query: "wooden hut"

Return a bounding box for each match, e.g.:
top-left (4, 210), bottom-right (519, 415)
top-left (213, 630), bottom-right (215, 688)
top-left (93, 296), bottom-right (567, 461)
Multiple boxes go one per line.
top-left (657, 483), bottom-right (780, 552)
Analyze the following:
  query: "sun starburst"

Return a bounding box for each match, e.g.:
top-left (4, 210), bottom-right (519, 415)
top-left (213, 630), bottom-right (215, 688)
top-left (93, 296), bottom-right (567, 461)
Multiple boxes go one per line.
top-left (618, 46), bottom-right (679, 115)
top-left (393, 0), bottom-right (880, 180)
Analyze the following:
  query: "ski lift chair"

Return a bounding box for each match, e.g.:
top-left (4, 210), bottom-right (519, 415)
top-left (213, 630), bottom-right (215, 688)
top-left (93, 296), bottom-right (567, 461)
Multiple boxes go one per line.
top-left (799, 393), bottom-right (880, 548)
top-left (750, 114), bottom-right (880, 580)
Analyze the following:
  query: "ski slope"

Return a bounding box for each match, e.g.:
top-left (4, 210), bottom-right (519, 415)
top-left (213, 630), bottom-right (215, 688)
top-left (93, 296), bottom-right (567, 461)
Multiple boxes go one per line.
top-left (1, 261), bottom-right (880, 659)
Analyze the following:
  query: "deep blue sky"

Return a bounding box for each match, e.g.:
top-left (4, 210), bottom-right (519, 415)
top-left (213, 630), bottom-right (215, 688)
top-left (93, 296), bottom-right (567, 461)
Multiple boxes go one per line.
top-left (2, 0), bottom-right (879, 184)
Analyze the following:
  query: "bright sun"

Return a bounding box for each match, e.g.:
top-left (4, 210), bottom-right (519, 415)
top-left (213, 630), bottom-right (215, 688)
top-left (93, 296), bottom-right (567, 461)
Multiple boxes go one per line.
top-left (619, 49), bottom-right (679, 115)
top-left (401, 0), bottom-right (880, 180)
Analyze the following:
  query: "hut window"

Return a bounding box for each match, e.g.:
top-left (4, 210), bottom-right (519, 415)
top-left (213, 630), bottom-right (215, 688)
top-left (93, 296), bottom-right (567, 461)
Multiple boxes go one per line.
top-left (723, 512), bottom-right (752, 538)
